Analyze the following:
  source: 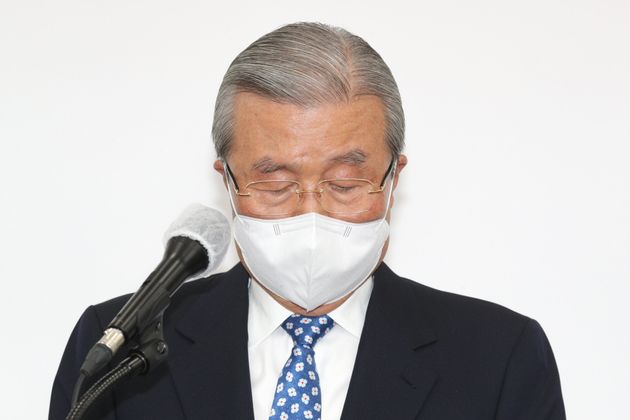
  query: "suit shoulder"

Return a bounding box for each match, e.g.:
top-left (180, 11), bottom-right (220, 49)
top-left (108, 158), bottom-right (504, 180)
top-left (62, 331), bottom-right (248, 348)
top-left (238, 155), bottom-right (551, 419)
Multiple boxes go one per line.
top-left (392, 272), bottom-right (532, 338)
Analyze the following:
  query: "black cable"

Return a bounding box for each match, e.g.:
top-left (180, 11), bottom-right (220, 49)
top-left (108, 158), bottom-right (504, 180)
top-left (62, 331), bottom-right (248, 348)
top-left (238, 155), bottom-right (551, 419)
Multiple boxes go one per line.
top-left (66, 355), bottom-right (145, 420)
top-left (71, 342), bottom-right (115, 406)
top-left (70, 372), bottom-right (86, 407)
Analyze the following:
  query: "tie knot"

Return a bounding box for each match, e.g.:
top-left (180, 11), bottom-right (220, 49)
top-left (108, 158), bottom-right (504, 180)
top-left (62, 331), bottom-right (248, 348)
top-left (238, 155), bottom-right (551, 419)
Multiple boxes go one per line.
top-left (281, 314), bottom-right (334, 348)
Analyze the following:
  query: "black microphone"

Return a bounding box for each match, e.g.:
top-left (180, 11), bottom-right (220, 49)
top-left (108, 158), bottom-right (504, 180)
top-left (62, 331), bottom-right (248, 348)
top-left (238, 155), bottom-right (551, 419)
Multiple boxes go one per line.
top-left (78, 204), bottom-right (231, 379)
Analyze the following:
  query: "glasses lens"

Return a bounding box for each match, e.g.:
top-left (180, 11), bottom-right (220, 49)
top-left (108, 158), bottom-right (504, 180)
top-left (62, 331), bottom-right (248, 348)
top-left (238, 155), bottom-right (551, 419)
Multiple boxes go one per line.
top-left (243, 180), bottom-right (300, 216)
top-left (319, 179), bottom-right (383, 215)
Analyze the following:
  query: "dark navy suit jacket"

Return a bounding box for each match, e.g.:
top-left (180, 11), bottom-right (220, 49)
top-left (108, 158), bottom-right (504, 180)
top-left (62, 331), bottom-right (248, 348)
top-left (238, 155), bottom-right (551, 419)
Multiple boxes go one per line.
top-left (50, 263), bottom-right (566, 419)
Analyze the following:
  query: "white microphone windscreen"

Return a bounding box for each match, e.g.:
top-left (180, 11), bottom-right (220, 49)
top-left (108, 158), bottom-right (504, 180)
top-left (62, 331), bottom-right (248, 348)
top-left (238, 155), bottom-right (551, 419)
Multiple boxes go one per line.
top-left (163, 203), bottom-right (231, 281)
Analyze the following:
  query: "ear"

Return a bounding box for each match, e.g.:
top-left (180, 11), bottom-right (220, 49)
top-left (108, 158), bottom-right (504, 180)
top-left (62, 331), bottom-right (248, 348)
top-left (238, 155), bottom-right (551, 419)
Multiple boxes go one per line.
top-left (213, 159), bottom-right (228, 188)
top-left (387, 154), bottom-right (407, 213)
top-left (392, 154), bottom-right (407, 190)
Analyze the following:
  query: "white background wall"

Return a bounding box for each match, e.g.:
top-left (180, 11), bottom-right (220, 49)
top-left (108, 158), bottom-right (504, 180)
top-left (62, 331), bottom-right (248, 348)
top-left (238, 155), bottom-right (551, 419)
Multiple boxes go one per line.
top-left (1, 0), bottom-right (628, 418)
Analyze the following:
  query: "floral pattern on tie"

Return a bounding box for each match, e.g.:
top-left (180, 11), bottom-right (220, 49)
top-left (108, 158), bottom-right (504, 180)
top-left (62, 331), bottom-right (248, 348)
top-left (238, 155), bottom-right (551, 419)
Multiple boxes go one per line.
top-left (269, 314), bottom-right (334, 420)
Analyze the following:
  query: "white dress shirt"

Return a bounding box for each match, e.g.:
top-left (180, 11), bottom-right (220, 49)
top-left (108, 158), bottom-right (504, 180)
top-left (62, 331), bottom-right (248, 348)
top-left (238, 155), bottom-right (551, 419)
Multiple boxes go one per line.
top-left (247, 277), bottom-right (374, 420)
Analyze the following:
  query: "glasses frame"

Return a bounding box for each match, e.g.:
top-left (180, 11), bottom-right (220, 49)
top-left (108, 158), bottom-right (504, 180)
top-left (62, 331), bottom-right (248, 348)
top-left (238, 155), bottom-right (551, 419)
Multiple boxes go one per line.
top-left (224, 158), bottom-right (396, 197)
top-left (222, 157), bottom-right (396, 215)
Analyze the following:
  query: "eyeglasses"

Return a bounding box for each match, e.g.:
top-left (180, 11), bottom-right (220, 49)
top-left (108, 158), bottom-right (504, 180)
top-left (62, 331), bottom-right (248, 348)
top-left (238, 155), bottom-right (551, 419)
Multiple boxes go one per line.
top-left (224, 159), bottom-right (396, 217)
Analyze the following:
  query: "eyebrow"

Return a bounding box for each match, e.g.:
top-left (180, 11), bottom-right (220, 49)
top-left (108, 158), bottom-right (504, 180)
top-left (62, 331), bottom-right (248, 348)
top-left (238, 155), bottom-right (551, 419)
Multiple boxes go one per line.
top-left (251, 157), bottom-right (287, 173)
top-left (329, 149), bottom-right (368, 166)
top-left (249, 148), bottom-right (368, 174)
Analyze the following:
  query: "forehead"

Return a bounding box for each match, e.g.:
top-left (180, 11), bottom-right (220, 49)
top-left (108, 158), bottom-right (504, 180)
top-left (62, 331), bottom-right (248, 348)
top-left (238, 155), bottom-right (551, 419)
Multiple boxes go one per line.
top-left (229, 92), bottom-right (389, 169)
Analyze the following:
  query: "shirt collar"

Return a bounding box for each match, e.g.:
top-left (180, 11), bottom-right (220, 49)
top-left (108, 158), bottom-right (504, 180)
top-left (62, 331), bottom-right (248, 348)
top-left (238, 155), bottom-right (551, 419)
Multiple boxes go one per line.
top-left (247, 278), bottom-right (293, 348)
top-left (328, 276), bottom-right (373, 339)
top-left (247, 277), bottom-right (374, 348)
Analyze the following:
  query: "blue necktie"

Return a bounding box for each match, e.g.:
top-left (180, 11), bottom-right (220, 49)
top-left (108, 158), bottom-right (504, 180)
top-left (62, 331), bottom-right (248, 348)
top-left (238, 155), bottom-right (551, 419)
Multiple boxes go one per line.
top-left (269, 314), bottom-right (334, 420)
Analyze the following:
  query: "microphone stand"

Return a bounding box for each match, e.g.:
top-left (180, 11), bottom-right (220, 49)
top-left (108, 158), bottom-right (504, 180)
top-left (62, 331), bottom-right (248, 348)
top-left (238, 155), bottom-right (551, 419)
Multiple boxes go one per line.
top-left (65, 315), bottom-right (170, 420)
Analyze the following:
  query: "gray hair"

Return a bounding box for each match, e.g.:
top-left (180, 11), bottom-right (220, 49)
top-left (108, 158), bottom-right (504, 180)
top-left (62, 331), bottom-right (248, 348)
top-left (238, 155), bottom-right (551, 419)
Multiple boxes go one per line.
top-left (211, 22), bottom-right (405, 160)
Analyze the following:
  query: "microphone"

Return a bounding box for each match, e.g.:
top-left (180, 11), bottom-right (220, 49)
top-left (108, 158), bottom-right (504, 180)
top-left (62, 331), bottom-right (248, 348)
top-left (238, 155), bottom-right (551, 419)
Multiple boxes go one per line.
top-left (78, 204), bottom-right (231, 378)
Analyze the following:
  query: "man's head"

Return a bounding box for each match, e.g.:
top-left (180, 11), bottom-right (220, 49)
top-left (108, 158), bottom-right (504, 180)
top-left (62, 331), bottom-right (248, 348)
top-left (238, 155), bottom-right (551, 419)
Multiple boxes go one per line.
top-left (211, 22), bottom-right (407, 313)
top-left (212, 22), bottom-right (405, 164)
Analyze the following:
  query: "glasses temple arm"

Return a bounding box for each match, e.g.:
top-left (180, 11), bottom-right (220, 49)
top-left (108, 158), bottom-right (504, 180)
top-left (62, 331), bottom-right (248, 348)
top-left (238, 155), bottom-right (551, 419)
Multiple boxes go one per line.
top-left (223, 161), bottom-right (241, 192)
top-left (379, 158), bottom-right (396, 188)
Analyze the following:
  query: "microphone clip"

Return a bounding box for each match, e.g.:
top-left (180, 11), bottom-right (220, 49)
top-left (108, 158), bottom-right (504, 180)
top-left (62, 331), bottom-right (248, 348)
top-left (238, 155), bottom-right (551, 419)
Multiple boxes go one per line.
top-left (128, 314), bottom-right (169, 375)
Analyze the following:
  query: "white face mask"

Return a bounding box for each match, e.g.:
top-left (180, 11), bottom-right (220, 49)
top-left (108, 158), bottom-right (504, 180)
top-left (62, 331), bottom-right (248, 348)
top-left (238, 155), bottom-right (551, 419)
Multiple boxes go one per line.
top-left (233, 212), bottom-right (390, 311)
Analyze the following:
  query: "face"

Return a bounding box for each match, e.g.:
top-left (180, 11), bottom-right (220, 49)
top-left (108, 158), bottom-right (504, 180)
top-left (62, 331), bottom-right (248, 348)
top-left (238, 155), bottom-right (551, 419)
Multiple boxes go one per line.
top-left (214, 92), bottom-right (407, 224)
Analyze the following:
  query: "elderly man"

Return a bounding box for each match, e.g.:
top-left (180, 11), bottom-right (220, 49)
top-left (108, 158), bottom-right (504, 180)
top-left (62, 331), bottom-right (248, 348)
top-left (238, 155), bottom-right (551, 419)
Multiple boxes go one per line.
top-left (50, 22), bottom-right (566, 420)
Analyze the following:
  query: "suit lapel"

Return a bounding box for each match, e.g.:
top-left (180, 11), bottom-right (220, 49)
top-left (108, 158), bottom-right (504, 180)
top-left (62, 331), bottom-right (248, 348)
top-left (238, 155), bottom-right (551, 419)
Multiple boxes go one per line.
top-left (341, 263), bottom-right (439, 420)
top-left (168, 264), bottom-right (255, 420)
top-left (162, 263), bottom-right (437, 420)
